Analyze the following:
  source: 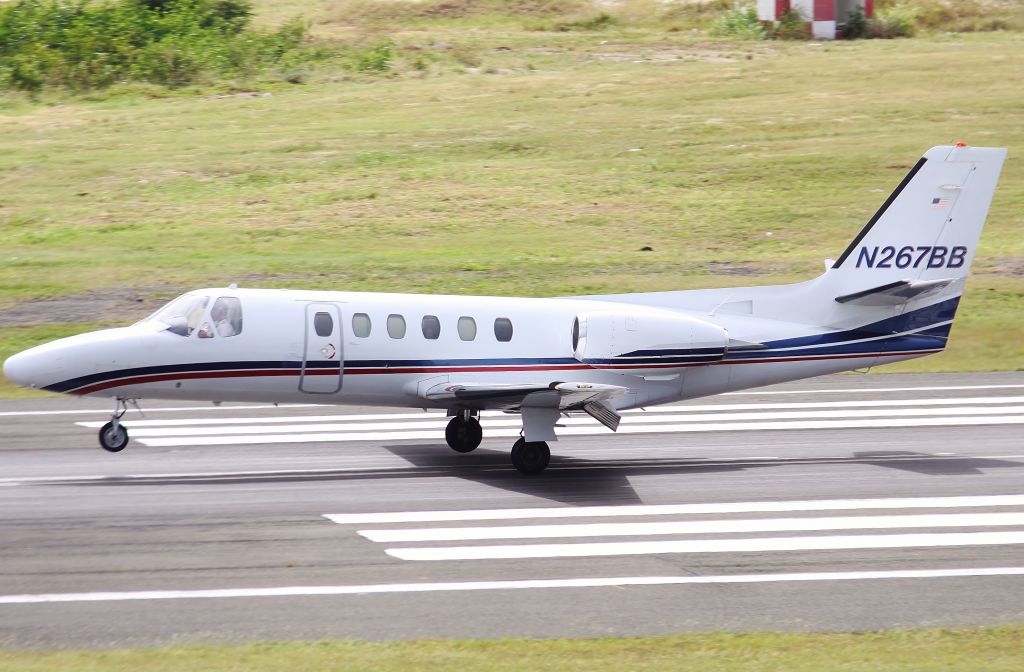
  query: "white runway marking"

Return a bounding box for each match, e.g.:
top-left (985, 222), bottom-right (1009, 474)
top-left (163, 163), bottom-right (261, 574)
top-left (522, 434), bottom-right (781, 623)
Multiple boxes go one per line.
top-left (358, 511), bottom-right (1024, 543)
top-left (131, 415), bottom-right (1024, 447)
top-left (325, 494), bottom-right (1024, 525)
top-left (60, 390), bottom-right (1024, 447)
top-left (723, 384), bottom-right (1024, 395)
top-left (387, 531), bottom-right (1024, 561)
top-left (2, 568), bottom-right (1022, 604)
top-left (73, 395), bottom-right (1024, 429)
top-left (78, 403), bottom-right (1024, 438)
top-left (0, 404), bottom-right (323, 417)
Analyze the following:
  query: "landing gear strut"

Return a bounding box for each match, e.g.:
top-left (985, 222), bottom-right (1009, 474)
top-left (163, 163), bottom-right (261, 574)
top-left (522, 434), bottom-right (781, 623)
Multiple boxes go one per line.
top-left (445, 412), bottom-right (482, 453)
top-left (511, 437), bottom-right (550, 475)
top-left (98, 398), bottom-right (131, 453)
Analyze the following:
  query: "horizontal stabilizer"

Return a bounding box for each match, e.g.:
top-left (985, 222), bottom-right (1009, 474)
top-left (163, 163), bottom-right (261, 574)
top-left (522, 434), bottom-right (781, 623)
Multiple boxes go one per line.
top-left (583, 401), bottom-right (621, 432)
top-left (834, 278), bottom-right (958, 306)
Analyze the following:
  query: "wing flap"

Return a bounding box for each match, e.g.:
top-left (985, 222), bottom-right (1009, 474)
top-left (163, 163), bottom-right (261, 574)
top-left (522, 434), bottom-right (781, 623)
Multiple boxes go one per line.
top-left (583, 401), bottom-right (621, 432)
top-left (421, 381), bottom-right (628, 414)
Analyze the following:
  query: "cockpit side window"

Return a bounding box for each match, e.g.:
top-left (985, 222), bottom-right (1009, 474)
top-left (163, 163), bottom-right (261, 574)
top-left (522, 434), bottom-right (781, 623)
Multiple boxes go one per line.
top-left (151, 294), bottom-right (210, 337)
top-left (211, 297), bottom-right (243, 338)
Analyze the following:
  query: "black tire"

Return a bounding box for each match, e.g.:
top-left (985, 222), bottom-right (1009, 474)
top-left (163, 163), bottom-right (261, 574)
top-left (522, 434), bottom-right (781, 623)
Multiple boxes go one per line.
top-left (445, 416), bottom-right (482, 453)
top-left (510, 437), bottom-right (550, 475)
top-left (98, 421), bottom-right (129, 453)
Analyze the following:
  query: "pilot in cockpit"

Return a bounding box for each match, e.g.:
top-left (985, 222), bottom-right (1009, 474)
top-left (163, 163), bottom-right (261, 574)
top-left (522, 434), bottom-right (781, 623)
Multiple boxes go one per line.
top-left (212, 297), bottom-right (243, 337)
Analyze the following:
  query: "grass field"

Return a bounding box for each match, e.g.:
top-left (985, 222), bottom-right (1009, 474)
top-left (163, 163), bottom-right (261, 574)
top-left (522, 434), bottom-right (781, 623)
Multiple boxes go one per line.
top-left (0, 3), bottom-right (1022, 397)
top-left (2, 626), bottom-right (1024, 671)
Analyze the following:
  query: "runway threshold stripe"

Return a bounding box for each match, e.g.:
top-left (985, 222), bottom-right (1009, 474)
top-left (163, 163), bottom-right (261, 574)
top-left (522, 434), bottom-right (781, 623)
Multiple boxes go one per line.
top-left (387, 531), bottom-right (1024, 561)
top-left (71, 395), bottom-right (1024, 429)
top-left (723, 384), bottom-right (1024, 396)
top-left (0, 404), bottom-right (324, 418)
top-left (358, 512), bottom-right (1024, 542)
top-left (91, 405), bottom-right (1024, 438)
top-left (137, 415), bottom-right (1024, 447)
top-left (325, 494), bottom-right (1024, 524)
top-left (2, 568), bottom-right (1022, 604)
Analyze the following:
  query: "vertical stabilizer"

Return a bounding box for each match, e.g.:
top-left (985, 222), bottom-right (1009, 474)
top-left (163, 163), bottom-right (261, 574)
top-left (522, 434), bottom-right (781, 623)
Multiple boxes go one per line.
top-left (829, 145), bottom-right (1006, 290)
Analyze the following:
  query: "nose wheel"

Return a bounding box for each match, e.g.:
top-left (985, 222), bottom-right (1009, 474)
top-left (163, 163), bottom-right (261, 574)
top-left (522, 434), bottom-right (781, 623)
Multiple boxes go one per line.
top-left (98, 421), bottom-right (129, 453)
top-left (445, 414), bottom-right (482, 453)
top-left (98, 397), bottom-right (135, 453)
top-left (511, 437), bottom-right (550, 475)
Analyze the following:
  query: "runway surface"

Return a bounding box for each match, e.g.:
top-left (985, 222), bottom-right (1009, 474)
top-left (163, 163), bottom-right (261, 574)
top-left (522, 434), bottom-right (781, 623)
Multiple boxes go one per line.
top-left (1, 371), bottom-right (1023, 648)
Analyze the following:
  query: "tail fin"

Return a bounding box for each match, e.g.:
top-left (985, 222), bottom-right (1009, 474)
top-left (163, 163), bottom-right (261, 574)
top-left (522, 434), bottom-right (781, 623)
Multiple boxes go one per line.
top-left (813, 144), bottom-right (1006, 359)
top-left (829, 144), bottom-right (1006, 292)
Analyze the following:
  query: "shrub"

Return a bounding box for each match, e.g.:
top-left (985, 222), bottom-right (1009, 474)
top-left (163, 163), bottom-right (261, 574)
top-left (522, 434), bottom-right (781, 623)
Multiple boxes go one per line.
top-left (842, 6), bottom-right (868, 38)
top-left (771, 7), bottom-right (809, 39)
top-left (349, 41), bottom-right (393, 73)
top-left (867, 5), bottom-right (918, 38)
top-left (711, 5), bottom-right (767, 39)
top-left (0, 0), bottom-right (311, 91)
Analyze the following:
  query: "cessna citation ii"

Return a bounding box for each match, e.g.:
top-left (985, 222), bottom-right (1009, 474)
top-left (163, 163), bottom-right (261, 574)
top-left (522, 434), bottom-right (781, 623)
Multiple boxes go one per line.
top-left (3, 144), bottom-right (1007, 474)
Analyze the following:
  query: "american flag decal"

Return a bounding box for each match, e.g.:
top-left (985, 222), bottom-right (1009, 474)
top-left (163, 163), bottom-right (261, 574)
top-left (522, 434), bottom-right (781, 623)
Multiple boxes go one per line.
top-left (931, 196), bottom-right (950, 208)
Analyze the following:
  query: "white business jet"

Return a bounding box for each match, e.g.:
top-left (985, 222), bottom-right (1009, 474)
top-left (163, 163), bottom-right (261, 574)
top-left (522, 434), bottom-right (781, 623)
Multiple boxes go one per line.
top-left (3, 144), bottom-right (1006, 474)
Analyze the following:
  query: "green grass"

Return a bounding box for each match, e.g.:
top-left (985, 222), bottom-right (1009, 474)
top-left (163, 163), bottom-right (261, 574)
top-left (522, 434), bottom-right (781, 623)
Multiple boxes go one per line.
top-left (1, 7), bottom-right (1022, 396)
top-left (2, 626), bottom-right (1023, 670)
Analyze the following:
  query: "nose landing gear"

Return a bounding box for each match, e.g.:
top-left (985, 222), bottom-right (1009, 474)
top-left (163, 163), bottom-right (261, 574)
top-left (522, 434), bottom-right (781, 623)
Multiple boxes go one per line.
top-left (98, 397), bottom-right (135, 453)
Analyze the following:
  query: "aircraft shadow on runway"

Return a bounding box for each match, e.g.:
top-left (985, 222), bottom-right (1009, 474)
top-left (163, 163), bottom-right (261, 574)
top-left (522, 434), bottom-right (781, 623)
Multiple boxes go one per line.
top-left (850, 450), bottom-right (1024, 476)
top-left (60, 446), bottom-right (1024, 507)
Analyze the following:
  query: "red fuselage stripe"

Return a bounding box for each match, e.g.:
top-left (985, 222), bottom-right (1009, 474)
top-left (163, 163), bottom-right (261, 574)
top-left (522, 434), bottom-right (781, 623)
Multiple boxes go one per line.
top-left (67, 350), bottom-right (940, 396)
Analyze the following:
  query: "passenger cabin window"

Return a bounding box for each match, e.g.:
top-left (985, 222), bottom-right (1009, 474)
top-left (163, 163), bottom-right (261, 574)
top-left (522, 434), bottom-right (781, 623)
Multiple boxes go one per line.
top-left (457, 316), bottom-right (476, 341)
top-left (387, 314), bottom-right (406, 339)
top-left (352, 313), bottom-right (371, 338)
top-left (211, 297), bottom-right (242, 338)
top-left (421, 315), bottom-right (441, 340)
top-left (494, 317), bottom-right (513, 342)
top-left (150, 294), bottom-right (209, 337)
top-left (314, 312), bottom-right (334, 337)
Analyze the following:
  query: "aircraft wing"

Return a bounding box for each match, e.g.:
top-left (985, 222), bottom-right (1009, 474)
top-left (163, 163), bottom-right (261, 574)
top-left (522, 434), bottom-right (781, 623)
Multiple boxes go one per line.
top-left (420, 381), bottom-right (628, 431)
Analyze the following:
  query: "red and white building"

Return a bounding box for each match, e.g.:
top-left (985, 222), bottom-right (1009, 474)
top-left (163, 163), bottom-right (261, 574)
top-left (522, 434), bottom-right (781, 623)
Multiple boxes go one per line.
top-left (757, 0), bottom-right (874, 39)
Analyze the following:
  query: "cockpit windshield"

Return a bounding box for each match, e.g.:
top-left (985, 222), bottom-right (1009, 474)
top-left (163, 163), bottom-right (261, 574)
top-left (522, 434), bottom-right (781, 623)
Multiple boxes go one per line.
top-left (149, 294), bottom-right (209, 337)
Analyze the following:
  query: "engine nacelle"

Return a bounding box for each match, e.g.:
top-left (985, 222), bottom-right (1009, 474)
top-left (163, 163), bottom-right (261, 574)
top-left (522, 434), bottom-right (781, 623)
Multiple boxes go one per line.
top-left (572, 308), bottom-right (728, 365)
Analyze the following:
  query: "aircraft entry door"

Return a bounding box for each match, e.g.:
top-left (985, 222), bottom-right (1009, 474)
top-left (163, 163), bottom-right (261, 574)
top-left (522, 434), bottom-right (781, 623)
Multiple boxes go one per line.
top-left (300, 303), bottom-right (343, 394)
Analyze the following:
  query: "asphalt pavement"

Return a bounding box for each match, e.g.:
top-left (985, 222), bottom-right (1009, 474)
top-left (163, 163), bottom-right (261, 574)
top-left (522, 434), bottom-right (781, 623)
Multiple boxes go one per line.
top-left (1, 371), bottom-right (1022, 648)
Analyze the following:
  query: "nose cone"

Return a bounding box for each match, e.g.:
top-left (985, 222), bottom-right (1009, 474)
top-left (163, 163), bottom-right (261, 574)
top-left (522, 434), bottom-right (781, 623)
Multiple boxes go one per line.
top-left (3, 348), bottom-right (43, 389)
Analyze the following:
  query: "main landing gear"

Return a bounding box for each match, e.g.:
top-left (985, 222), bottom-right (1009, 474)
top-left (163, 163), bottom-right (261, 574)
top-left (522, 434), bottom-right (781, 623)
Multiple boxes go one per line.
top-left (445, 410), bottom-right (551, 475)
top-left (98, 397), bottom-right (132, 453)
top-left (511, 437), bottom-right (550, 475)
top-left (445, 412), bottom-right (483, 453)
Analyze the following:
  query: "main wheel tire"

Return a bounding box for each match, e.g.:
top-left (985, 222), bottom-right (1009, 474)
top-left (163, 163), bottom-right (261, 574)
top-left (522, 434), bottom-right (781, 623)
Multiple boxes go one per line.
top-left (445, 416), bottom-right (482, 453)
top-left (510, 437), bottom-right (550, 475)
top-left (98, 421), bottom-right (129, 453)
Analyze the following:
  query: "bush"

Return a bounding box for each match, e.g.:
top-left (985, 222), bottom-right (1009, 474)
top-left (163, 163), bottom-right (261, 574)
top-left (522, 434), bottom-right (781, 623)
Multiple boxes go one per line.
top-left (349, 41), bottom-right (393, 73)
top-left (771, 7), bottom-right (808, 39)
top-left (0, 0), bottom-right (310, 91)
top-left (867, 5), bottom-right (918, 37)
top-left (842, 6), bottom-right (868, 38)
top-left (711, 5), bottom-right (767, 39)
